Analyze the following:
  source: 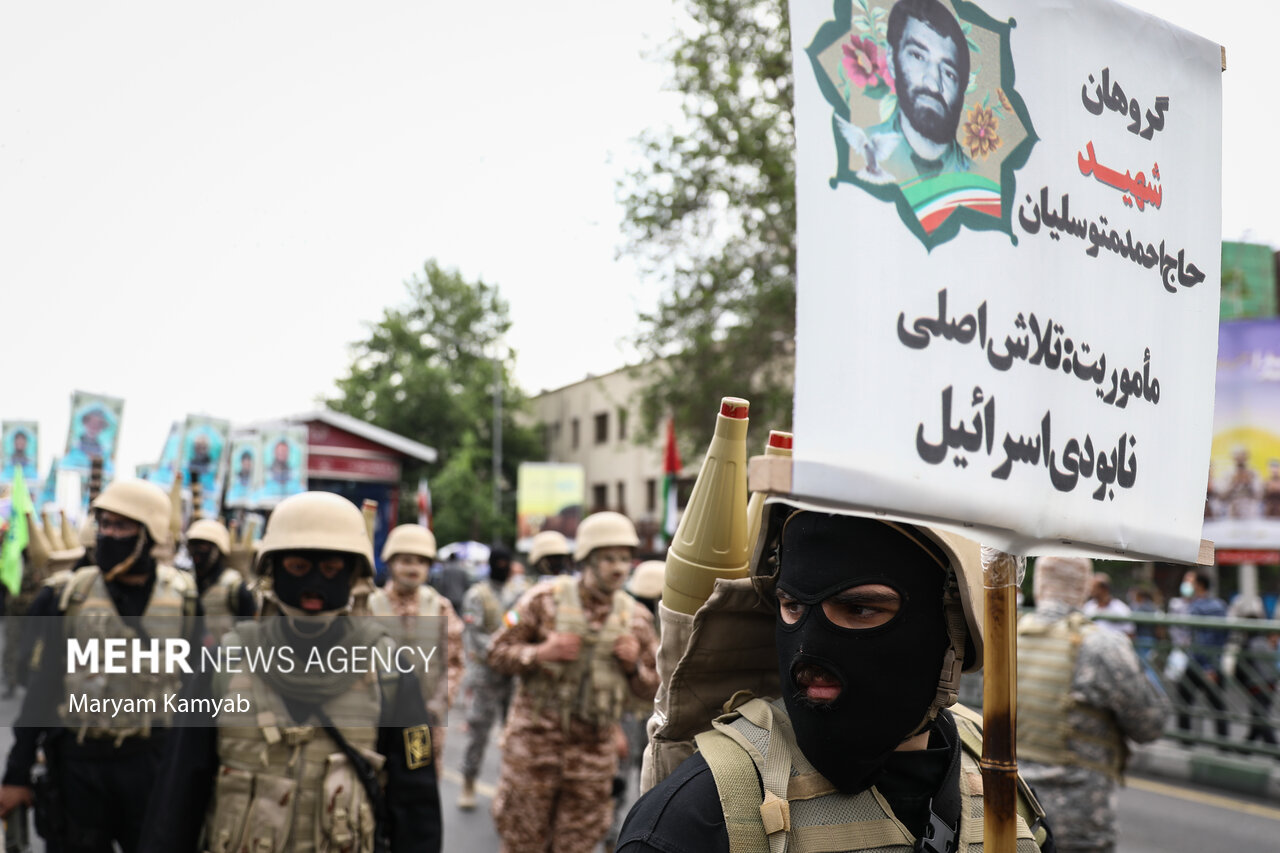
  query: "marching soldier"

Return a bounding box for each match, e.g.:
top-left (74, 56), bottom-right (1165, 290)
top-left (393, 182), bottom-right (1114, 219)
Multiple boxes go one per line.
top-left (0, 479), bottom-right (202, 853)
top-left (488, 511), bottom-right (659, 853)
top-left (184, 518), bottom-right (257, 647)
top-left (366, 523), bottom-right (464, 766)
top-left (525, 530), bottom-right (571, 582)
top-left (619, 505), bottom-right (1054, 852)
top-left (138, 491), bottom-right (443, 853)
top-left (1018, 556), bottom-right (1168, 852)
top-left (456, 545), bottom-right (520, 810)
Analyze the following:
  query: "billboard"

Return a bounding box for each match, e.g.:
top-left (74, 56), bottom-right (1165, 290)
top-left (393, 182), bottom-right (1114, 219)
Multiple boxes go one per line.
top-left (517, 463), bottom-right (585, 545)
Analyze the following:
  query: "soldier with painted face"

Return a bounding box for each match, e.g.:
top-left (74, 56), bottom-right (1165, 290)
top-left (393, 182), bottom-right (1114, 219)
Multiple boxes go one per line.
top-left (0, 479), bottom-right (202, 853)
top-left (487, 511), bottom-right (659, 853)
top-left (367, 523), bottom-right (464, 767)
top-left (1017, 557), bottom-right (1168, 853)
top-left (184, 518), bottom-right (257, 648)
top-left (138, 492), bottom-right (443, 853)
top-left (619, 505), bottom-right (1053, 853)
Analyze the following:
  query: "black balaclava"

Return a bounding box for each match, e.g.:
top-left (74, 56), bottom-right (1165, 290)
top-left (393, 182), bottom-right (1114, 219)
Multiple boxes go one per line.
top-left (775, 512), bottom-right (951, 794)
top-left (270, 550), bottom-right (355, 639)
top-left (488, 545), bottom-right (512, 585)
top-left (97, 528), bottom-right (154, 582)
top-left (188, 540), bottom-right (223, 586)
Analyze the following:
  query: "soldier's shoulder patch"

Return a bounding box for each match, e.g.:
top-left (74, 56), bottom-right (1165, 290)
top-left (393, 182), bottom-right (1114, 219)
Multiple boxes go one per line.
top-left (403, 725), bottom-right (433, 770)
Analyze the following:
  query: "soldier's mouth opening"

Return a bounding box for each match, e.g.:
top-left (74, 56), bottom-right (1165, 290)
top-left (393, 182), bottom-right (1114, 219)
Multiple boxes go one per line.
top-left (792, 661), bottom-right (843, 704)
top-left (300, 592), bottom-right (326, 612)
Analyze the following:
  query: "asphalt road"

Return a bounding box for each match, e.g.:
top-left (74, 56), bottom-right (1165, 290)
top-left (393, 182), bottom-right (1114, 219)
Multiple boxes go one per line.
top-left (0, 686), bottom-right (1276, 851)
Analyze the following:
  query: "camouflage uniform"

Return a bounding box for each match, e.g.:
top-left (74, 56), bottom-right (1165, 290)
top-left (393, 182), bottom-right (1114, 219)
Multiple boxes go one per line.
top-left (487, 578), bottom-right (658, 853)
top-left (459, 578), bottom-right (521, 781)
top-left (1017, 600), bottom-right (1169, 853)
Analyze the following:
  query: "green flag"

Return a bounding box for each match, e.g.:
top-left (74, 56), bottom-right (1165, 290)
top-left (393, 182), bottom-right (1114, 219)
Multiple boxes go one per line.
top-left (1, 468), bottom-right (33, 596)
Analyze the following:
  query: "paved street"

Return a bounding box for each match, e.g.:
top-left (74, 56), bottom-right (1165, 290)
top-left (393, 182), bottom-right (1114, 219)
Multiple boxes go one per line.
top-left (0, 678), bottom-right (1276, 850)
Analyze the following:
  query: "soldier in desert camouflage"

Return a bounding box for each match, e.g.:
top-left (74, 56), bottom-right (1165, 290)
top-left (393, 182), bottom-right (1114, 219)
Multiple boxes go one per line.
top-left (486, 512), bottom-right (658, 853)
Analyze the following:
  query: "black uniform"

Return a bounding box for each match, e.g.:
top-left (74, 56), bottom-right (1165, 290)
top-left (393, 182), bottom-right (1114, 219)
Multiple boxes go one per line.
top-left (3, 568), bottom-right (205, 853)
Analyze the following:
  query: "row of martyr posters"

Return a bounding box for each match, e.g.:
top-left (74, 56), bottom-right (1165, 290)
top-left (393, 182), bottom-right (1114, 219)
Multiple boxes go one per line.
top-left (0, 391), bottom-right (308, 516)
top-left (142, 419), bottom-right (308, 514)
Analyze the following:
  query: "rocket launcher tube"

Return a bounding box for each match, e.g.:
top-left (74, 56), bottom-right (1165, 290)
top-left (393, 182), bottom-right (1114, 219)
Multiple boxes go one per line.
top-left (25, 513), bottom-right (53, 571)
top-left (42, 511), bottom-right (67, 552)
top-left (61, 512), bottom-right (79, 556)
top-left (746, 431), bottom-right (793, 554)
top-left (661, 397), bottom-right (752, 616)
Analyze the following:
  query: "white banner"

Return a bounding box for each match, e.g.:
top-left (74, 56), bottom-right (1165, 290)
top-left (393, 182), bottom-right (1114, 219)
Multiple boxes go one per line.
top-left (789, 0), bottom-right (1221, 562)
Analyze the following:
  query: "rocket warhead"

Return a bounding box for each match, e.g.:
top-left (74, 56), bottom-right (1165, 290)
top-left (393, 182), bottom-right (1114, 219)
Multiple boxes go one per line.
top-left (662, 397), bottom-right (752, 615)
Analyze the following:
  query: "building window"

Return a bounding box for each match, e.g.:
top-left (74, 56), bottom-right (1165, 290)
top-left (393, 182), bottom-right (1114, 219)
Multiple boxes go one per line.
top-left (594, 412), bottom-right (609, 445)
top-left (646, 478), bottom-right (657, 513)
top-left (616, 481), bottom-right (626, 514)
top-left (571, 418), bottom-right (580, 450)
top-left (618, 408), bottom-right (628, 441)
top-left (592, 483), bottom-right (608, 512)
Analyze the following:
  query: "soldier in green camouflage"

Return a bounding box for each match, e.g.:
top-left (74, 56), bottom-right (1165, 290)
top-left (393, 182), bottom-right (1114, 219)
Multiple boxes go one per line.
top-left (1018, 556), bottom-right (1170, 853)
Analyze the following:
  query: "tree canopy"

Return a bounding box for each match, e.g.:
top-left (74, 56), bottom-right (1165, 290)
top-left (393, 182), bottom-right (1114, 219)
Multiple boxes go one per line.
top-left (622, 0), bottom-right (796, 455)
top-left (329, 260), bottom-right (543, 546)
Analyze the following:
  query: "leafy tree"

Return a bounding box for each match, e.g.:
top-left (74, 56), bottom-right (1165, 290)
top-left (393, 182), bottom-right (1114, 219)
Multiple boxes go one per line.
top-left (622, 0), bottom-right (796, 455)
top-left (329, 260), bottom-right (544, 545)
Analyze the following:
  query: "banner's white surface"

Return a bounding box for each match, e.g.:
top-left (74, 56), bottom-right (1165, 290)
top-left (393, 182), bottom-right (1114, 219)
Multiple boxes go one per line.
top-left (789, 0), bottom-right (1221, 561)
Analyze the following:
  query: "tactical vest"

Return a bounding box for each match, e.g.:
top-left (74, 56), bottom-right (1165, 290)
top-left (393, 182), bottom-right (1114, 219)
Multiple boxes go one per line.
top-left (201, 568), bottom-right (244, 646)
top-left (204, 628), bottom-right (389, 853)
top-left (367, 585), bottom-right (447, 721)
top-left (1016, 612), bottom-right (1128, 780)
top-left (697, 698), bottom-right (1044, 853)
top-left (472, 581), bottom-right (504, 635)
top-left (58, 564), bottom-right (197, 741)
top-left (524, 575), bottom-right (636, 733)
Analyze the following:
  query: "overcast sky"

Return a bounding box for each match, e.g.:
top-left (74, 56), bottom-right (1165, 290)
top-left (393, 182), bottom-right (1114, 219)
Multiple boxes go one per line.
top-left (2, 0), bottom-right (1271, 478)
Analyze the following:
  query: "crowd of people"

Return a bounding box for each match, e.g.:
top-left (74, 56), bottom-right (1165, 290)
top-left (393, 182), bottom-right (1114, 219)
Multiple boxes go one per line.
top-left (0, 479), bottom-right (1276, 852)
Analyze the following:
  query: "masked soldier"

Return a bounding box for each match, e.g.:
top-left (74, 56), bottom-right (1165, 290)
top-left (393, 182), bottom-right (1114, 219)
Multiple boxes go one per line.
top-left (526, 530), bottom-right (571, 583)
top-left (1017, 556), bottom-right (1168, 853)
top-left (138, 491), bottom-right (443, 853)
top-left (619, 505), bottom-right (1053, 852)
top-left (456, 545), bottom-right (520, 810)
top-left (0, 479), bottom-right (201, 853)
top-left (488, 511), bottom-right (659, 853)
top-left (366, 523), bottom-right (464, 766)
top-left (184, 518), bottom-right (257, 648)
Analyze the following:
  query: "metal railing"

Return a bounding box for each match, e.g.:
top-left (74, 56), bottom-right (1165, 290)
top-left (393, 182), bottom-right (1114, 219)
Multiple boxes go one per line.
top-left (959, 610), bottom-right (1280, 761)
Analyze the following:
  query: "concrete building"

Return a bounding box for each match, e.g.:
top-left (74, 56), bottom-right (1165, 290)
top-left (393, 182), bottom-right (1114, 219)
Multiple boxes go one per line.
top-left (529, 365), bottom-right (677, 555)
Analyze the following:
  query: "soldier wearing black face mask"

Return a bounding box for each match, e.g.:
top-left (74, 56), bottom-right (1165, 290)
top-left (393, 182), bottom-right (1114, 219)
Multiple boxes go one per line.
top-left (184, 519), bottom-right (256, 648)
top-left (0, 479), bottom-right (203, 853)
top-left (137, 491), bottom-right (443, 853)
top-left (618, 505), bottom-right (1054, 853)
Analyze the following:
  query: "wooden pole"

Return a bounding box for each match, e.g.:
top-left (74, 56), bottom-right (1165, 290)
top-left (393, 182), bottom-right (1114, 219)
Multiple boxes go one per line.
top-left (981, 546), bottom-right (1022, 853)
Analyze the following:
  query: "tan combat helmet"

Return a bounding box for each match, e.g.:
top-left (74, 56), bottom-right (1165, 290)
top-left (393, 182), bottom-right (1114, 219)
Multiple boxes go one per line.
top-left (573, 511), bottom-right (640, 562)
top-left (186, 518), bottom-right (231, 556)
top-left (256, 491), bottom-right (374, 579)
top-left (92, 479), bottom-right (173, 549)
top-left (381, 523), bottom-right (437, 563)
top-left (628, 560), bottom-right (665, 600)
top-left (528, 530), bottom-right (570, 567)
